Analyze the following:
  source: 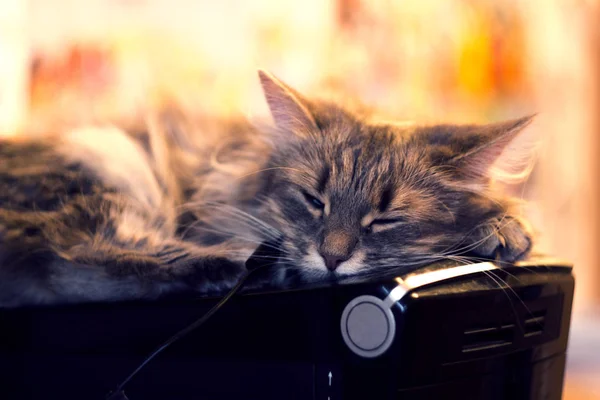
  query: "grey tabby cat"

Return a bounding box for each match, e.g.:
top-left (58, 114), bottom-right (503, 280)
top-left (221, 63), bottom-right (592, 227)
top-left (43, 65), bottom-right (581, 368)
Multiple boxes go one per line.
top-left (0, 71), bottom-right (534, 307)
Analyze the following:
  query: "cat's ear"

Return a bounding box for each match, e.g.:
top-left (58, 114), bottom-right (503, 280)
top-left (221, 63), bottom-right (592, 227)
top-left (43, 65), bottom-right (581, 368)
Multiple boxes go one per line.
top-left (427, 115), bottom-right (536, 182)
top-left (258, 70), bottom-right (319, 136)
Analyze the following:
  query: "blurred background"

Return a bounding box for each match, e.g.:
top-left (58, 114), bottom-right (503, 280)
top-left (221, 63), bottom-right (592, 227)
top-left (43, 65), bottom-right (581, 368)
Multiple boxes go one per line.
top-left (0, 0), bottom-right (598, 398)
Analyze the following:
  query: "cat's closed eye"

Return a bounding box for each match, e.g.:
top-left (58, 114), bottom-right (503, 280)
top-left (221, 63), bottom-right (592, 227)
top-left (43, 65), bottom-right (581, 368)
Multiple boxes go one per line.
top-left (370, 218), bottom-right (404, 226)
top-left (365, 217), bottom-right (405, 234)
top-left (302, 191), bottom-right (325, 210)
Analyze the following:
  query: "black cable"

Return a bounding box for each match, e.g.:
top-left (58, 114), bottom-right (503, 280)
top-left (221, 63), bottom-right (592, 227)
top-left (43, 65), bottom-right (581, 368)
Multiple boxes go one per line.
top-left (105, 271), bottom-right (250, 399)
top-left (106, 238), bottom-right (282, 400)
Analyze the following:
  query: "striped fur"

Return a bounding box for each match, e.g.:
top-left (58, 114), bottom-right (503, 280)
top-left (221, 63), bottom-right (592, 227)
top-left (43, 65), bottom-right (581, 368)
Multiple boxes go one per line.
top-left (0, 71), bottom-right (534, 307)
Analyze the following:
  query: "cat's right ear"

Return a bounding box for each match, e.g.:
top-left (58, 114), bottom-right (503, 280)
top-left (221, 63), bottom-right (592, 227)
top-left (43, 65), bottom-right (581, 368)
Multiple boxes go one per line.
top-left (422, 115), bottom-right (536, 184)
top-left (258, 70), bottom-right (319, 137)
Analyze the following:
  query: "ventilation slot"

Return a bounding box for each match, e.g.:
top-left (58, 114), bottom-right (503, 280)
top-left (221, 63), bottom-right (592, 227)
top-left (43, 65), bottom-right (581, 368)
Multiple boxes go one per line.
top-left (462, 324), bottom-right (514, 353)
top-left (524, 311), bottom-right (546, 338)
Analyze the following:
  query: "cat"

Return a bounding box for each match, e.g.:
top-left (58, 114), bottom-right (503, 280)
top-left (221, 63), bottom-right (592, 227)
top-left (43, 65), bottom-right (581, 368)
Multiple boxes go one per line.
top-left (0, 70), bottom-right (534, 307)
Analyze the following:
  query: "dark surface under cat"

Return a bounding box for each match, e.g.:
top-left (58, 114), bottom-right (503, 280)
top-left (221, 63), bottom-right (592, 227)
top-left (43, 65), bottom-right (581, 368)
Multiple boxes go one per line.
top-left (0, 257), bottom-right (574, 400)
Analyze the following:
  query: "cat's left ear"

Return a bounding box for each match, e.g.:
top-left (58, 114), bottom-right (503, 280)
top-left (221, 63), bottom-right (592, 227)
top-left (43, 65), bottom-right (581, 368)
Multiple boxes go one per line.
top-left (258, 70), bottom-right (319, 137)
top-left (426, 115), bottom-right (536, 181)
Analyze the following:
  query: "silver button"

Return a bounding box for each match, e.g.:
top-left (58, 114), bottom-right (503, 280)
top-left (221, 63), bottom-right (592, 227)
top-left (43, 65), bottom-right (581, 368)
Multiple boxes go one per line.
top-left (340, 295), bottom-right (396, 358)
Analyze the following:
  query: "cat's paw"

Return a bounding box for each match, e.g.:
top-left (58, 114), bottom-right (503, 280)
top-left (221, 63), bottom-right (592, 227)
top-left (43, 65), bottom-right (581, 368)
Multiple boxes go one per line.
top-left (468, 216), bottom-right (533, 263)
top-left (101, 252), bottom-right (246, 290)
top-left (182, 257), bottom-right (246, 292)
top-left (201, 257), bottom-right (246, 281)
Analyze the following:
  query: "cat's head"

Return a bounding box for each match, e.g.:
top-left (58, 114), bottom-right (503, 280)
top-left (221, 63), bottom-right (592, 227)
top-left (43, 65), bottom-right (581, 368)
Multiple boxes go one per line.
top-left (255, 70), bottom-right (534, 279)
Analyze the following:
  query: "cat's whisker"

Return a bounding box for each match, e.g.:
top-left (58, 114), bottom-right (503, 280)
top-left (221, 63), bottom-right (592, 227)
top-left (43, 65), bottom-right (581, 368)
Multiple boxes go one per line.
top-left (200, 211), bottom-right (279, 241)
top-left (197, 201), bottom-right (281, 239)
top-left (187, 224), bottom-right (284, 252)
top-left (179, 204), bottom-right (281, 242)
top-left (437, 212), bottom-right (517, 257)
top-left (491, 267), bottom-right (527, 285)
top-left (516, 266), bottom-right (545, 275)
top-left (203, 220), bottom-right (279, 245)
top-left (483, 269), bottom-right (542, 331)
top-left (206, 205), bottom-right (280, 238)
top-left (368, 256), bottom-right (450, 271)
top-left (221, 252), bottom-right (296, 262)
top-left (409, 221), bottom-right (486, 258)
top-left (481, 270), bottom-right (523, 331)
top-left (486, 269), bottom-right (541, 329)
top-left (441, 253), bottom-right (522, 268)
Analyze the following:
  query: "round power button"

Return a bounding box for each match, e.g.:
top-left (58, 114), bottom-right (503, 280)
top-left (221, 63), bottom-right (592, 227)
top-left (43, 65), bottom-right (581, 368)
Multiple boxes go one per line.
top-left (340, 295), bottom-right (396, 358)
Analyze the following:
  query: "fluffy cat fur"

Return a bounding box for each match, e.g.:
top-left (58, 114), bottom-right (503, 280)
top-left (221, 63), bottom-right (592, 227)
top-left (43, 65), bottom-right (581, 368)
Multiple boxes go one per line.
top-left (0, 70), bottom-right (534, 307)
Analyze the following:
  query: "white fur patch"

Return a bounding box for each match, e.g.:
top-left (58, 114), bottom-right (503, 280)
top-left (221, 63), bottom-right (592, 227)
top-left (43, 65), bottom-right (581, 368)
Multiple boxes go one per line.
top-left (302, 244), bottom-right (366, 276)
top-left (303, 244), bottom-right (327, 272)
top-left (336, 250), bottom-right (366, 275)
top-left (58, 126), bottom-right (164, 208)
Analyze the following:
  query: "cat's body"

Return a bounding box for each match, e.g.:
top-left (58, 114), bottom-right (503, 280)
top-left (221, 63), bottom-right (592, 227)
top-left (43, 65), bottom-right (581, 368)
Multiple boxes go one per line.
top-left (0, 71), bottom-right (534, 307)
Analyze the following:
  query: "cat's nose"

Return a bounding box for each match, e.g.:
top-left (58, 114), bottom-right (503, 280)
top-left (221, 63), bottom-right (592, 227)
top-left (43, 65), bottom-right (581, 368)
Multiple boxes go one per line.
top-left (319, 229), bottom-right (357, 271)
top-left (320, 253), bottom-right (350, 271)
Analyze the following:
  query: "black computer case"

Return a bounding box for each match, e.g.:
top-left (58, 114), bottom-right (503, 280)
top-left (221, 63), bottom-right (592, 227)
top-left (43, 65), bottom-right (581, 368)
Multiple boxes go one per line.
top-left (0, 258), bottom-right (574, 400)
